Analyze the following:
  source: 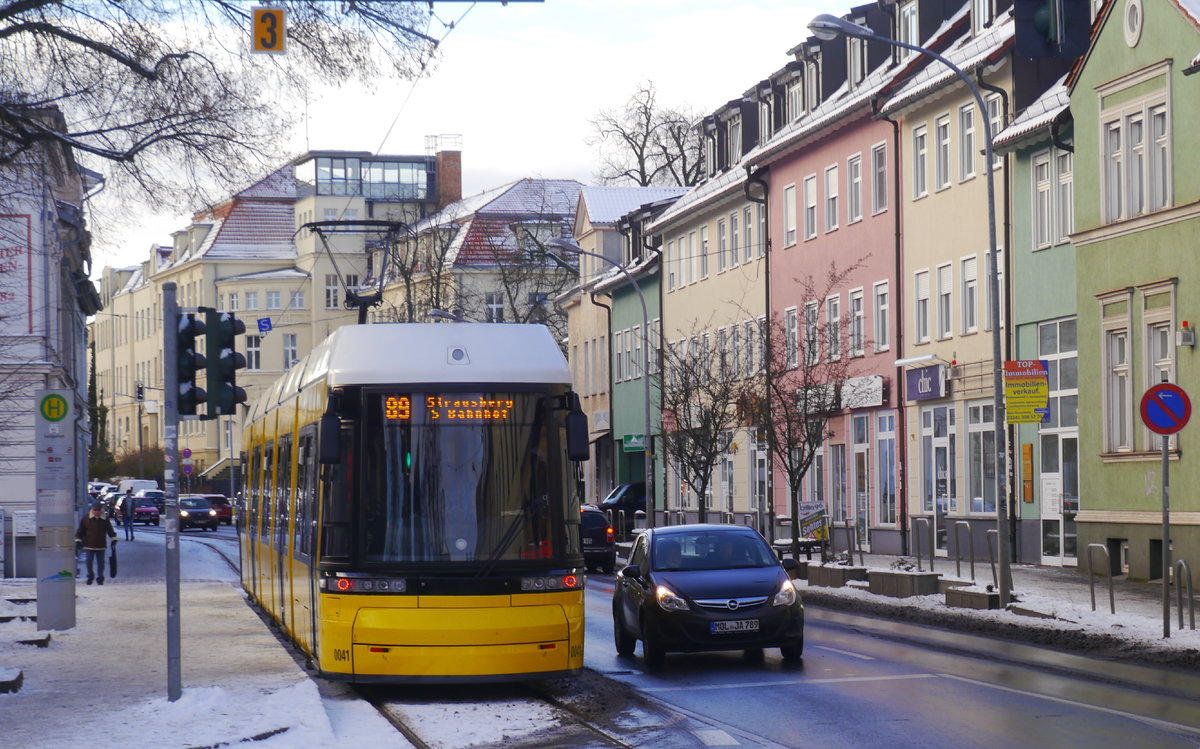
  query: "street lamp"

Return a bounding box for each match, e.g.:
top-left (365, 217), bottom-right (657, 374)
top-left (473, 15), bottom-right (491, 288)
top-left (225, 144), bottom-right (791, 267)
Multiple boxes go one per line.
top-left (547, 236), bottom-right (656, 529)
top-left (808, 13), bottom-right (1012, 606)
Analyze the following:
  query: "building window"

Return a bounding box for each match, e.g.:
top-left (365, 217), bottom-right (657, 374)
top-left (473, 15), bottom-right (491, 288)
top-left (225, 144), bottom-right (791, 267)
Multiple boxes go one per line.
top-left (850, 289), bottom-right (865, 357)
top-left (961, 256), bottom-right (978, 334)
top-left (937, 264), bottom-right (953, 339)
top-left (959, 104), bottom-right (976, 181)
top-left (485, 291), bottom-right (505, 322)
top-left (935, 114), bottom-right (951, 190)
top-left (973, 0), bottom-right (994, 34)
top-left (1143, 284), bottom-right (1175, 448)
top-left (830, 443), bottom-right (848, 523)
top-left (783, 185), bottom-right (797, 246)
top-left (804, 175), bottom-right (818, 239)
top-left (826, 294), bottom-right (841, 361)
top-left (756, 204), bottom-right (767, 257)
top-left (717, 219), bottom-right (727, 273)
top-left (824, 165), bottom-right (839, 231)
top-left (700, 225), bottom-right (710, 279)
top-left (245, 291), bottom-right (258, 310)
top-left (1033, 147), bottom-right (1074, 249)
top-left (729, 211), bottom-right (740, 267)
top-left (686, 232), bottom-right (696, 285)
top-left (786, 78), bottom-right (803, 122)
top-left (229, 292), bottom-right (239, 312)
top-left (848, 154), bottom-right (863, 223)
top-left (325, 274), bottom-right (340, 309)
top-left (804, 301), bottom-right (820, 366)
top-left (1101, 293), bottom-right (1132, 453)
top-left (1101, 87), bottom-right (1168, 224)
top-left (967, 402), bottom-right (997, 513)
top-left (266, 291), bottom-right (281, 310)
top-left (743, 206), bottom-right (754, 263)
top-left (1057, 151), bottom-right (1074, 242)
top-left (899, 1), bottom-right (919, 58)
top-left (984, 249), bottom-right (1005, 331)
top-left (785, 307), bottom-right (798, 368)
top-left (667, 239), bottom-right (677, 290)
top-left (873, 281), bottom-right (890, 351)
top-left (915, 270), bottom-right (930, 343)
top-left (986, 94), bottom-right (1004, 169)
top-left (730, 324), bottom-right (741, 379)
top-left (1039, 316), bottom-right (1079, 440)
top-left (283, 333), bottom-right (298, 369)
top-left (759, 99), bottom-right (772, 143)
top-left (1034, 151), bottom-right (1053, 248)
top-left (872, 143), bottom-right (889, 214)
top-left (290, 291), bottom-right (305, 309)
top-left (729, 114), bottom-right (742, 159)
top-left (876, 412), bottom-right (897, 525)
top-left (913, 125), bottom-right (929, 198)
top-left (849, 37), bottom-right (866, 87)
top-left (245, 335), bottom-right (261, 370)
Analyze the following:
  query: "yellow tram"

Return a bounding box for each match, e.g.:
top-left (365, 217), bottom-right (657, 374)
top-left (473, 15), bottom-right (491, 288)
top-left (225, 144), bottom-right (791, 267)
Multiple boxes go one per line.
top-left (239, 323), bottom-right (590, 682)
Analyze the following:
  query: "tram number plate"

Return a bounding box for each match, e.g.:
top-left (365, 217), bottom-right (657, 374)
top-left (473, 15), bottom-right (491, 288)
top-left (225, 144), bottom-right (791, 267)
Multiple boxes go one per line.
top-left (712, 619), bottom-right (759, 634)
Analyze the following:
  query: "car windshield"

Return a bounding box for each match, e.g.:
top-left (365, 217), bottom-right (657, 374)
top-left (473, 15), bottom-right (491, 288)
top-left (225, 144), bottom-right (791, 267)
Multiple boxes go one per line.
top-left (652, 532), bottom-right (776, 571)
top-left (180, 498), bottom-right (211, 510)
top-left (136, 500), bottom-right (157, 508)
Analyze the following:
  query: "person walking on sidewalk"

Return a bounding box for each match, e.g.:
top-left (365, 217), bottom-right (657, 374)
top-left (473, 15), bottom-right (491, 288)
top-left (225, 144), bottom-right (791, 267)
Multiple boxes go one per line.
top-left (76, 504), bottom-right (117, 585)
top-left (120, 488), bottom-right (136, 541)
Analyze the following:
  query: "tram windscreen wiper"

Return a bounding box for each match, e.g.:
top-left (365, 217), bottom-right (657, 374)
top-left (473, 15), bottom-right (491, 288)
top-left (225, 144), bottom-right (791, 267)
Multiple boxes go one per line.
top-left (475, 400), bottom-right (549, 578)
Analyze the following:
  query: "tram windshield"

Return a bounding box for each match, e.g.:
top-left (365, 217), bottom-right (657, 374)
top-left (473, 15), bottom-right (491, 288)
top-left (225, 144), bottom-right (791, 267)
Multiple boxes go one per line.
top-left (361, 389), bottom-right (573, 564)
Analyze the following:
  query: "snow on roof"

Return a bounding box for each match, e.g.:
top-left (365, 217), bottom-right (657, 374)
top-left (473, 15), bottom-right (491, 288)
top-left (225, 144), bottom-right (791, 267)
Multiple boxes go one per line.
top-left (993, 74), bottom-right (1070, 150)
top-left (218, 267), bottom-right (309, 283)
top-left (647, 167), bottom-right (743, 232)
top-left (880, 7), bottom-right (1011, 115)
top-left (201, 200), bottom-right (297, 260)
top-left (579, 186), bottom-right (689, 225)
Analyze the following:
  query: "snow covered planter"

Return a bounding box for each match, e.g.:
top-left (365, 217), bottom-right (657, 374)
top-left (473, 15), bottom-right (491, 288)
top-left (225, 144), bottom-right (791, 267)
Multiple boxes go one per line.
top-left (808, 564), bottom-right (869, 588)
top-left (944, 585), bottom-right (1001, 610)
top-left (867, 570), bottom-right (942, 598)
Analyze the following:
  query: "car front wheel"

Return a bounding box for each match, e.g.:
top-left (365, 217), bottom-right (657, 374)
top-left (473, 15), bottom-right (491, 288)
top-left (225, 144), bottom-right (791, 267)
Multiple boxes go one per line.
top-left (641, 617), bottom-right (666, 668)
top-left (780, 639), bottom-right (804, 662)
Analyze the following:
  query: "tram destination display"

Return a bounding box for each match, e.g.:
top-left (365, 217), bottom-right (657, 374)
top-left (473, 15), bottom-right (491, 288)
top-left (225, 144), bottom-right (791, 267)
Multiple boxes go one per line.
top-left (384, 394), bottom-right (516, 422)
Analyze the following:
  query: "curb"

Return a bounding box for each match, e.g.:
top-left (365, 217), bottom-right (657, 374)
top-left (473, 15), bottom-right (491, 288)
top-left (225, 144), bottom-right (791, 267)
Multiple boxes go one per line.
top-left (0, 669), bottom-right (24, 694)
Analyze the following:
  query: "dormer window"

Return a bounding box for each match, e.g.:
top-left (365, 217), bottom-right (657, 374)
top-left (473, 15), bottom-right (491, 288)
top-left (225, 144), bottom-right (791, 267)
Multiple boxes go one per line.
top-left (848, 36), bottom-right (867, 87)
top-left (704, 132), bottom-right (717, 177)
top-left (729, 114), bottom-right (742, 161)
top-left (804, 59), bottom-right (820, 110)
top-left (785, 78), bottom-right (803, 122)
top-left (759, 99), bottom-right (772, 142)
top-left (898, 1), bottom-right (919, 59)
top-left (973, 0), bottom-right (994, 34)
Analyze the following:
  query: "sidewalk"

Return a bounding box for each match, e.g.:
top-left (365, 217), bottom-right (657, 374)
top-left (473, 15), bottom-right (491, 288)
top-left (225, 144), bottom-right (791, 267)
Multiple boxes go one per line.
top-left (0, 559), bottom-right (407, 747)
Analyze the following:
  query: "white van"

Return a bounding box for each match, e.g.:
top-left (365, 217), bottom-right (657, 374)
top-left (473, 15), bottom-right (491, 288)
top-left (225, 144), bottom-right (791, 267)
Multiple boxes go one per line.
top-left (117, 478), bottom-right (159, 497)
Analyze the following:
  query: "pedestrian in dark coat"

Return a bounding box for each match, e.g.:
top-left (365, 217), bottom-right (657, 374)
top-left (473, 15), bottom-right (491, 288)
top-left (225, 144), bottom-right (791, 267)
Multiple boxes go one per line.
top-left (76, 504), bottom-right (116, 585)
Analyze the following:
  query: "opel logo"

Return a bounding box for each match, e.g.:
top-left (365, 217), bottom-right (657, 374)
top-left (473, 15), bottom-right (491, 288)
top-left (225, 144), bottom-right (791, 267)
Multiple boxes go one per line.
top-left (726, 599), bottom-right (740, 610)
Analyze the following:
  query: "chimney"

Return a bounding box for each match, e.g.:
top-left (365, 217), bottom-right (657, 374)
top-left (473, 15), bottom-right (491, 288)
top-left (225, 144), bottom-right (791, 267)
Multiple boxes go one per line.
top-left (436, 149), bottom-right (462, 210)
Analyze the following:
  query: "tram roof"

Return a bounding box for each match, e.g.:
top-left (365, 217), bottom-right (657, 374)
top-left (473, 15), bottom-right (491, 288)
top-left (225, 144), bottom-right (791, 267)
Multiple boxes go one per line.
top-left (314, 322), bottom-right (570, 388)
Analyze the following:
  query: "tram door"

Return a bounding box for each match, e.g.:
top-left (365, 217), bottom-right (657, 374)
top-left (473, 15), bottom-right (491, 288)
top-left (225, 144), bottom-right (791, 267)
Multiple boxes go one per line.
top-left (262, 442), bottom-right (275, 612)
top-left (248, 447), bottom-right (261, 596)
top-left (276, 436), bottom-right (293, 630)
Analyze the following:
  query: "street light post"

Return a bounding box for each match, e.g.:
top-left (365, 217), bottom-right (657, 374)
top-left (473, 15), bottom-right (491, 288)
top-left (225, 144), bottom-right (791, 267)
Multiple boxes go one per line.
top-left (808, 14), bottom-right (1012, 606)
top-left (547, 237), bottom-right (656, 529)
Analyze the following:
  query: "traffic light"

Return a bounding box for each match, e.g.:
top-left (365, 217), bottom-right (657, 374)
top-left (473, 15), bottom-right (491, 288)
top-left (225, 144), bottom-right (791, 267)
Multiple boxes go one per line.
top-left (205, 309), bottom-right (247, 416)
top-left (135, 383), bottom-right (145, 401)
top-left (177, 312), bottom-right (207, 416)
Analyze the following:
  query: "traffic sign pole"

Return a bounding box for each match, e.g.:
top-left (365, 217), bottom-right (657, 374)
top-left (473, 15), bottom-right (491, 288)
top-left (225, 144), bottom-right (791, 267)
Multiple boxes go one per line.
top-left (1140, 382), bottom-right (1192, 639)
top-left (163, 283), bottom-right (183, 700)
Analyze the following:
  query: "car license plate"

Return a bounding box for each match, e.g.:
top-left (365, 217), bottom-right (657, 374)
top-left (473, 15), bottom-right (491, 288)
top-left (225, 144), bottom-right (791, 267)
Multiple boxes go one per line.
top-left (711, 619), bottom-right (759, 634)
top-left (583, 537), bottom-right (593, 545)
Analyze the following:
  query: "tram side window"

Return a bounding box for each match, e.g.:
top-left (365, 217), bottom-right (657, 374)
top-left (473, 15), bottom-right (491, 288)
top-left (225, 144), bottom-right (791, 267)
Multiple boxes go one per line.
top-left (294, 429), bottom-right (316, 563)
top-left (263, 442), bottom-right (275, 548)
top-left (250, 447), bottom-right (262, 539)
top-left (320, 425), bottom-right (353, 562)
top-left (277, 435), bottom-right (293, 554)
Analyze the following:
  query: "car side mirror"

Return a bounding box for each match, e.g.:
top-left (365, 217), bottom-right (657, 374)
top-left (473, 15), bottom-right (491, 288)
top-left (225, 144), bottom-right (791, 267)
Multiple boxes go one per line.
top-left (565, 409), bottom-right (589, 462)
top-left (781, 558), bottom-right (799, 572)
top-left (319, 411), bottom-right (340, 465)
top-left (622, 564), bottom-right (641, 580)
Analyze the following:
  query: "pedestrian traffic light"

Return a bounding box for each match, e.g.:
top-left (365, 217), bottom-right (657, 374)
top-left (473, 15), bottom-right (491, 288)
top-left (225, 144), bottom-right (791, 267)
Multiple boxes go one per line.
top-left (205, 309), bottom-right (247, 416)
top-left (177, 312), bottom-right (207, 416)
top-left (135, 383), bottom-right (145, 401)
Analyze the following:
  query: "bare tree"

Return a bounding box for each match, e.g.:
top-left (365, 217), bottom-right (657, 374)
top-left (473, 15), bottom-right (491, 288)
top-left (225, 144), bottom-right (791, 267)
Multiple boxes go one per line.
top-left (758, 263), bottom-right (865, 558)
top-left (0, 1), bottom-right (441, 210)
top-left (659, 327), bottom-right (755, 524)
top-left (589, 81), bottom-right (703, 187)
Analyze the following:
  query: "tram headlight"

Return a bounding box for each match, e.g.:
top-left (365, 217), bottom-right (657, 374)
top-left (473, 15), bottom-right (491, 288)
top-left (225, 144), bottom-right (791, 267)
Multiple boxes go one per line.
top-left (321, 575), bottom-right (407, 593)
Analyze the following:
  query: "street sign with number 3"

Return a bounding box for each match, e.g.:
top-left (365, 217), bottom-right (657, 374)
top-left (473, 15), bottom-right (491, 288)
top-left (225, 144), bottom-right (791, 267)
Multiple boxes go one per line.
top-left (252, 7), bottom-right (286, 54)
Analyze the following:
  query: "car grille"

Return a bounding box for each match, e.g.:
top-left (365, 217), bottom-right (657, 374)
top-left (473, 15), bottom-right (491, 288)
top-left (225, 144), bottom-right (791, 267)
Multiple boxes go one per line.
top-left (694, 596), bottom-right (769, 611)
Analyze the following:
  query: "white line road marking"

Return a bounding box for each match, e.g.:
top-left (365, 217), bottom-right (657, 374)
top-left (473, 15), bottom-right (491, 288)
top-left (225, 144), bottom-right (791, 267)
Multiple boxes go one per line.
top-left (643, 673), bottom-right (938, 692)
top-left (815, 645), bottom-right (877, 660)
top-left (694, 728), bottom-right (740, 746)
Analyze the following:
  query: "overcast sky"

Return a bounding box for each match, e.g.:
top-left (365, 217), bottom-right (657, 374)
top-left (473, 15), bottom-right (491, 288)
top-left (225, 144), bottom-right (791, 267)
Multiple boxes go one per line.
top-left (88, 0), bottom-right (839, 273)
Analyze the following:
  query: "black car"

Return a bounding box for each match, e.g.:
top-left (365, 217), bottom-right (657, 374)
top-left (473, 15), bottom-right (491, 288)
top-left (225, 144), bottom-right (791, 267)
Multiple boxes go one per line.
top-left (598, 482), bottom-right (645, 535)
top-left (579, 506), bottom-right (616, 573)
top-left (178, 496), bottom-right (220, 532)
top-left (612, 524), bottom-right (803, 668)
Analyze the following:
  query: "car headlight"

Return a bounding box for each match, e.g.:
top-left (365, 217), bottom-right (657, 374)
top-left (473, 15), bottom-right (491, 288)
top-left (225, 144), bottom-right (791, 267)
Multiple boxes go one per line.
top-left (773, 578), bottom-right (797, 607)
top-left (655, 584), bottom-right (689, 612)
top-left (208, 510), bottom-right (217, 517)
top-left (180, 510), bottom-right (189, 517)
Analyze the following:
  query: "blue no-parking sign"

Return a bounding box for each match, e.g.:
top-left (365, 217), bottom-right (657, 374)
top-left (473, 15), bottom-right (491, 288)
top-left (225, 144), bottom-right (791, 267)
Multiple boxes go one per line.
top-left (1140, 383), bottom-right (1192, 435)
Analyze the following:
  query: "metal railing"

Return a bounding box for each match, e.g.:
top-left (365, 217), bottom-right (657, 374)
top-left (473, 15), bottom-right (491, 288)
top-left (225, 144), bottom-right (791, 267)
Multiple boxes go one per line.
top-left (954, 521), bottom-right (975, 581)
top-left (1176, 559), bottom-right (1195, 631)
top-left (986, 529), bottom-right (999, 588)
top-left (913, 517), bottom-right (931, 572)
top-left (1085, 543), bottom-right (1115, 614)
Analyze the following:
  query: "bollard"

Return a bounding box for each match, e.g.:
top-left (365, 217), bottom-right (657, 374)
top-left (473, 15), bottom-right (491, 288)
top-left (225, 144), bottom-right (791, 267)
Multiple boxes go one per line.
top-left (986, 529), bottom-right (999, 588)
top-left (954, 521), bottom-right (975, 581)
top-left (913, 517), bottom-right (930, 572)
top-left (1176, 559), bottom-right (1195, 631)
top-left (1085, 543), bottom-right (1115, 615)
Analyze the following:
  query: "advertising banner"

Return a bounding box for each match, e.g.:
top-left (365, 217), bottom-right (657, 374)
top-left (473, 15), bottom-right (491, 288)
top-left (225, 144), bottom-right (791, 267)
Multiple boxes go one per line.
top-left (1004, 360), bottom-right (1050, 424)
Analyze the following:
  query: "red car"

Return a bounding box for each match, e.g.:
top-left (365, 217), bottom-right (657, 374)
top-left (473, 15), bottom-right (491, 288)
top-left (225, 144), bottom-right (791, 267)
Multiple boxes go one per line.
top-left (200, 494), bottom-right (233, 525)
top-left (133, 499), bottom-right (160, 526)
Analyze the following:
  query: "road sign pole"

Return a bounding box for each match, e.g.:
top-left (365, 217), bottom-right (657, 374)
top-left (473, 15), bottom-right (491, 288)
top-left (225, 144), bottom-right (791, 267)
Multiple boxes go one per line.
top-left (162, 283), bottom-right (182, 701)
top-left (1162, 434), bottom-right (1171, 639)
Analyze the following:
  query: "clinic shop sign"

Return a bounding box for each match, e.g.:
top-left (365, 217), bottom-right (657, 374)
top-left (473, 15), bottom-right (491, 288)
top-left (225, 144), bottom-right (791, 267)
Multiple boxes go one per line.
top-left (906, 364), bottom-right (946, 402)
